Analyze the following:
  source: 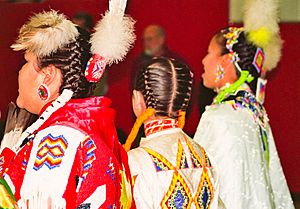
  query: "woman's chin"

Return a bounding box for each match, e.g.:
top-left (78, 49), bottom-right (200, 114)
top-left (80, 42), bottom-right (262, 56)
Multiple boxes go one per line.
top-left (16, 96), bottom-right (24, 109)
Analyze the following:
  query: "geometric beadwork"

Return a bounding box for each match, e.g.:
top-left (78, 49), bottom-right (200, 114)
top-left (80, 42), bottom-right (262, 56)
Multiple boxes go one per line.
top-left (194, 171), bottom-right (214, 209)
top-left (33, 134), bottom-right (68, 171)
top-left (183, 137), bottom-right (203, 168)
top-left (161, 171), bottom-right (193, 209)
top-left (82, 136), bottom-right (97, 179)
top-left (144, 148), bottom-right (173, 172)
top-left (176, 140), bottom-right (189, 169)
top-left (253, 48), bottom-right (265, 74)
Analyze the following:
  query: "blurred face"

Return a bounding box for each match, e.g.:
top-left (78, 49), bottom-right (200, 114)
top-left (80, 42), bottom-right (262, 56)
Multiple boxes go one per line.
top-left (17, 52), bottom-right (44, 114)
top-left (143, 26), bottom-right (165, 56)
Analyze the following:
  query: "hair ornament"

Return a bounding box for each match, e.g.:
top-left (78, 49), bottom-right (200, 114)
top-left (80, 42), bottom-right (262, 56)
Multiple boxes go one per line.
top-left (244, 0), bottom-right (282, 71)
top-left (223, 27), bottom-right (244, 63)
top-left (11, 11), bottom-right (79, 58)
top-left (86, 0), bottom-right (136, 83)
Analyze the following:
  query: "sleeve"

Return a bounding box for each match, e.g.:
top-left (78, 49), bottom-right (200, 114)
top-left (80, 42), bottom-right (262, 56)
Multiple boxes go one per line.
top-left (128, 148), bottom-right (156, 209)
top-left (75, 135), bottom-right (120, 209)
top-left (267, 127), bottom-right (295, 208)
top-left (18, 125), bottom-right (83, 209)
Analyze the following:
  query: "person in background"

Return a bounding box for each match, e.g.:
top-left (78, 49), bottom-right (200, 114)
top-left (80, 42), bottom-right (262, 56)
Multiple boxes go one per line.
top-left (131, 24), bottom-right (185, 90)
top-left (72, 12), bottom-right (94, 33)
top-left (125, 57), bottom-right (220, 208)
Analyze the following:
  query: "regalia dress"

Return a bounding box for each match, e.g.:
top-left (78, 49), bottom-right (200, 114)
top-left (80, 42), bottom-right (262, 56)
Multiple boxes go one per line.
top-left (194, 84), bottom-right (294, 209)
top-left (128, 119), bottom-right (220, 209)
top-left (0, 95), bottom-right (133, 209)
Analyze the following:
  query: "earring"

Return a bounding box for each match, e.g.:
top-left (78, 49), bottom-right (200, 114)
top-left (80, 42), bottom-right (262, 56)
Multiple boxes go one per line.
top-left (215, 64), bottom-right (225, 82)
top-left (38, 84), bottom-right (50, 101)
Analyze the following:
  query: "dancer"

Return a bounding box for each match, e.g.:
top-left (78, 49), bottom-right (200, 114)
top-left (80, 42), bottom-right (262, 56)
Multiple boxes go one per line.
top-left (0, 0), bottom-right (136, 208)
top-left (125, 57), bottom-right (220, 209)
top-left (194, 0), bottom-right (294, 208)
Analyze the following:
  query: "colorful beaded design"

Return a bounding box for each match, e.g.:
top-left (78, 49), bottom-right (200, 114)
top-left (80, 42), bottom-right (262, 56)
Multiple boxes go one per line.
top-left (144, 119), bottom-right (179, 137)
top-left (144, 147), bottom-right (173, 172)
top-left (253, 48), bottom-right (265, 73)
top-left (195, 171), bottom-right (214, 209)
top-left (161, 171), bottom-right (193, 209)
top-left (85, 54), bottom-right (107, 83)
top-left (81, 136), bottom-right (97, 179)
top-left (222, 27), bottom-right (244, 63)
top-left (33, 134), bottom-right (68, 171)
top-left (221, 89), bottom-right (270, 164)
top-left (176, 140), bottom-right (189, 169)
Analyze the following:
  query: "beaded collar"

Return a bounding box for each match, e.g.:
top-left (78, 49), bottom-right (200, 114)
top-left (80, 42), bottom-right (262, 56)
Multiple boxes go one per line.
top-left (144, 119), bottom-right (179, 137)
top-left (214, 85), bottom-right (269, 129)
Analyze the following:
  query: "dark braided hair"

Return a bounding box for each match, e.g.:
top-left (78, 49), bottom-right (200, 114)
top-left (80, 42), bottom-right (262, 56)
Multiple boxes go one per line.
top-left (135, 57), bottom-right (193, 118)
top-left (215, 29), bottom-right (260, 92)
top-left (38, 27), bottom-right (95, 98)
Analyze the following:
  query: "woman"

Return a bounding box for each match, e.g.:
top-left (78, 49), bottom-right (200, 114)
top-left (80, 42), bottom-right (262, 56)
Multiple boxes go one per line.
top-left (0, 9), bottom-right (135, 209)
top-left (194, 27), bottom-right (294, 208)
top-left (124, 57), bottom-right (220, 209)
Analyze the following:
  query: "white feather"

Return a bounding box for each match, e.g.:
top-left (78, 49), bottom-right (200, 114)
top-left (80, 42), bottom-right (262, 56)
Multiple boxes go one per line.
top-left (244, 0), bottom-right (279, 33)
top-left (244, 0), bottom-right (282, 70)
top-left (264, 34), bottom-right (283, 71)
top-left (91, 0), bottom-right (136, 65)
top-left (11, 11), bottom-right (79, 58)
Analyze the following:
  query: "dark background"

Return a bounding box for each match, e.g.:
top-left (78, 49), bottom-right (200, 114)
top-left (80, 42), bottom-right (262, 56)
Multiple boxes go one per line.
top-left (0, 0), bottom-right (299, 193)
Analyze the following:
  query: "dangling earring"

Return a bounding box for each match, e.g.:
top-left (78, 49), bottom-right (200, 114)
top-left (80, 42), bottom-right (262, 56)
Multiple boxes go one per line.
top-left (38, 84), bottom-right (50, 101)
top-left (215, 64), bottom-right (225, 82)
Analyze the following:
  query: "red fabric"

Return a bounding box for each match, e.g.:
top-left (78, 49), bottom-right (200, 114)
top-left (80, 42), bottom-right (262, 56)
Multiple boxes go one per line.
top-left (1, 97), bottom-right (135, 208)
top-left (38, 96), bottom-right (135, 208)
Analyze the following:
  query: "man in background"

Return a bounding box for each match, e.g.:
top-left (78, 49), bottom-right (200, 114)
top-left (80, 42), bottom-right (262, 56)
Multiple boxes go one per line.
top-left (131, 24), bottom-right (186, 90)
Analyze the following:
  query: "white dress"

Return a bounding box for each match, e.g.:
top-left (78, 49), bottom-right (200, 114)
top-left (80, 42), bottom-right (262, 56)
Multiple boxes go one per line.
top-left (128, 119), bottom-right (220, 209)
top-left (194, 87), bottom-right (294, 209)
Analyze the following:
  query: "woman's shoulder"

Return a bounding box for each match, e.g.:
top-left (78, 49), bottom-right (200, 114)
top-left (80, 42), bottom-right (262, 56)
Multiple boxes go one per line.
top-left (202, 103), bottom-right (252, 124)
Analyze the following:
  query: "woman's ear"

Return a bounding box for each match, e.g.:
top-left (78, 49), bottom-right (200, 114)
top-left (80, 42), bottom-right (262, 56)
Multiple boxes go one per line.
top-left (40, 65), bottom-right (62, 100)
top-left (132, 90), bottom-right (146, 117)
top-left (41, 65), bottom-right (60, 86)
top-left (221, 54), bottom-right (233, 69)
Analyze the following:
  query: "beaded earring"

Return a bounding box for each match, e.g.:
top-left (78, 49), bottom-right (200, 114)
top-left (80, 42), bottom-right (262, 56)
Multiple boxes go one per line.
top-left (215, 64), bottom-right (225, 82)
top-left (38, 84), bottom-right (50, 101)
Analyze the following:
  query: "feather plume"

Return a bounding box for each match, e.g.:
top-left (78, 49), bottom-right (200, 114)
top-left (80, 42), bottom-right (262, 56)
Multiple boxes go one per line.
top-left (244, 0), bottom-right (282, 70)
top-left (263, 34), bottom-right (283, 70)
top-left (1, 103), bottom-right (37, 152)
top-left (11, 10), bottom-right (79, 58)
top-left (90, 0), bottom-right (136, 65)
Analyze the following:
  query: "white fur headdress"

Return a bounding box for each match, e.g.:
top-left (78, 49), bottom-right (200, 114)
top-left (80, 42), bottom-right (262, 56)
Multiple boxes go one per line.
top-left (84, 0), bottom-right (136, 83)
top-left (90, 0), bottom-right (136, 65)
top-left (244, 0), bottom-right (282, 71)
top-left (11, 10), bottom-right (79, 57)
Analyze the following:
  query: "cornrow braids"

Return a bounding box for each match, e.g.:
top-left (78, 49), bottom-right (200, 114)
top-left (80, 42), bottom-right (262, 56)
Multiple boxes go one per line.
top-left (215, 30), bottom-right (260, 93)
top-left (38, 27), bottom-right (95, 98)
top-left (135, 57), bottom-right (193, 119)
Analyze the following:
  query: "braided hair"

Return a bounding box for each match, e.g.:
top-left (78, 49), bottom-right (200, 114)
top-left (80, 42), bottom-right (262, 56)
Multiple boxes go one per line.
top-left (124, 57), bottom-right (193, 151)
top-left (38, 27), bottom-right (95, 98)
top-left (135, 57), bottom-right (192, 118)
top-left (215, 29), bottom-right (260, 93)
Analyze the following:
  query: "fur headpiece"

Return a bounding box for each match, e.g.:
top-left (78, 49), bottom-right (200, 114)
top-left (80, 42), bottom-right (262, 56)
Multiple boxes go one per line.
top-left (85, 0), bottom-right (136, 82)
top-left (11, 10), bottom-right (79, 58)
top-left (244, 0), bottom-right (282, 71)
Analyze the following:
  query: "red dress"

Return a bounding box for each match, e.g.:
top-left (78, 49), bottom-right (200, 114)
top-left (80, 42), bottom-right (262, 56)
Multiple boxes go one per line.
top-left (1, 97), bottom-right (134, 209)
